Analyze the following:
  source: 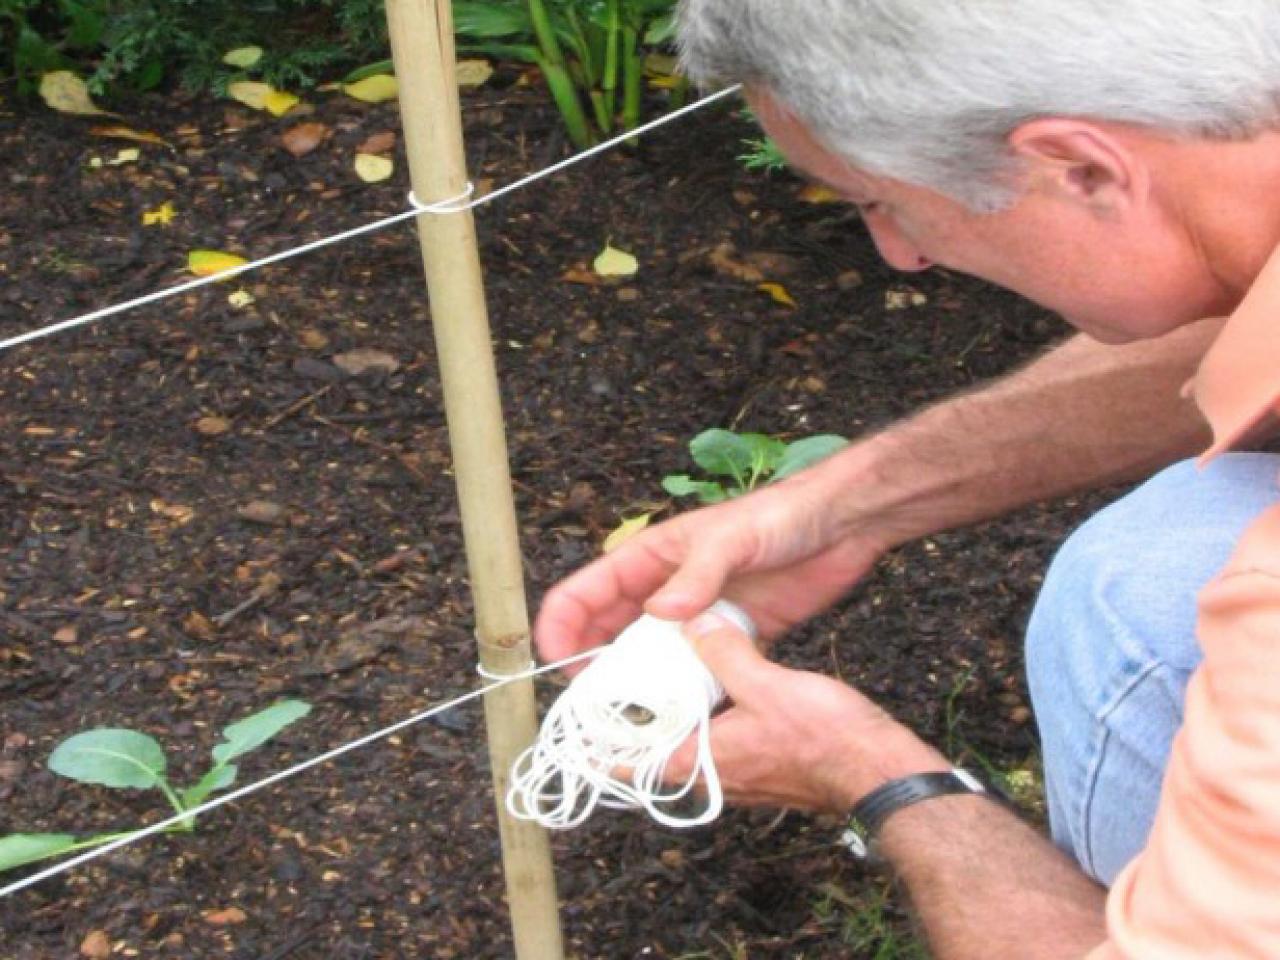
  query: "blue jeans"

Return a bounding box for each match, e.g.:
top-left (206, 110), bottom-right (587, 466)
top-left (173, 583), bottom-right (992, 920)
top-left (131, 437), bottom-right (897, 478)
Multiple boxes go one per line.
top-left (1026, 453), bottom-right (1280, 885)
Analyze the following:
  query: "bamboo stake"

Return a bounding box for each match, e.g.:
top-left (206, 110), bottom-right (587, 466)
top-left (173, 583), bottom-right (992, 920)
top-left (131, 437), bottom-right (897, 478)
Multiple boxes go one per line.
top-left (382, 2), bottom-right (565, 957)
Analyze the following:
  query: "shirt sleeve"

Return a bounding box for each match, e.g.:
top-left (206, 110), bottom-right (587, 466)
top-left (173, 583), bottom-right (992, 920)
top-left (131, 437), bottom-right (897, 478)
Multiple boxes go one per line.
top-left (1088, 503), bottom-right (1280, 959)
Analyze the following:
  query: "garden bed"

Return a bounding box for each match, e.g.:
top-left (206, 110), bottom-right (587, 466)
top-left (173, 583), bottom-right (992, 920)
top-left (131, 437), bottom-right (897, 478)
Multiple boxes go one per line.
top-left (0, 75), bottom-right (1105, 958)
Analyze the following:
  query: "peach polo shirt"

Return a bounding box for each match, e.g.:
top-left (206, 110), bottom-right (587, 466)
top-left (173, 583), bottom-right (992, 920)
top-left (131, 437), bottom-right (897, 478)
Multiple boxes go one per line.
top-left (1090, 245), bottom-right (1280, 958)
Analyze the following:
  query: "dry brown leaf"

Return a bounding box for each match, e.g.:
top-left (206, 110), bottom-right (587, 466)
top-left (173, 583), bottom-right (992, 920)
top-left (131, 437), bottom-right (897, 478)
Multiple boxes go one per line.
top-left (356, 130), bottom-right (396, 154)
top-left (742, 251), bottom-right (803, 278)
top-left (280, 122), bottom-right (329, 158)
top-left (90, 124), bottom-right (171, 148)
top-left (708, 242), bottom-right (764, 283)
top-left (150, 499), bottom-right (195, 524)
top-left (561, 265), bottom-right (604, 286)
top-left (183, 610), bottom-right (216, 640)
top-left (194, 416), bottom-right (232, 436)
top-left (203, 907), bottom-right (247, 926)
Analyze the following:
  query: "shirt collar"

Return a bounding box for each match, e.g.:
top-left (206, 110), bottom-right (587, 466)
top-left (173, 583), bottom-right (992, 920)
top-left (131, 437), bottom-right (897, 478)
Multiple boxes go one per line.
top-left (1190, 244), bottom-right (1280, 464)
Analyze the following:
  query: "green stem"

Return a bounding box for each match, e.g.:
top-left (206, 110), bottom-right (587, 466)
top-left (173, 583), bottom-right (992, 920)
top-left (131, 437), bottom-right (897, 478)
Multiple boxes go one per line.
top-left (622, 25), bottom-right (642, 134)
top-left (527, 0), bottom-right (565, 68)
top-left (668, 75), bottom-right (690, 110)
top-left (603, 0), bottom-right (620, 123)
top-left (538, 57), bottom-right (595, 149)
top-left (63, 825), bottom-right (184, 855)
top-left (156, 779), bottom-right (197, 832)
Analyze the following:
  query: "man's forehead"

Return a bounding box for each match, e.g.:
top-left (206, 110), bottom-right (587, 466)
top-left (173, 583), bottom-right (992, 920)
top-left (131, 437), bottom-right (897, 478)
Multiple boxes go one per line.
top-left (746, 89), bottom-right (879, 198)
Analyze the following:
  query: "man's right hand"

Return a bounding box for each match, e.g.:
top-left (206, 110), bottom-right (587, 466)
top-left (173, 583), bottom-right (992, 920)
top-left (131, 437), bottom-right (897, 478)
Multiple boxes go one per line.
top-left (534, 465), bottom-right (890, 667)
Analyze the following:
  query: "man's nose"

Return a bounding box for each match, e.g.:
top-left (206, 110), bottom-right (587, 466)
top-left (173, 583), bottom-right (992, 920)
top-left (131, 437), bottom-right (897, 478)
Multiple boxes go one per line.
top-left (864, 219), bottom-right (933, 273)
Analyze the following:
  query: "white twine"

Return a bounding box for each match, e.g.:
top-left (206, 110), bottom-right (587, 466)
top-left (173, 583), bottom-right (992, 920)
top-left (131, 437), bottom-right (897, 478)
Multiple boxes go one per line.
top-left (0, 85), bottom-right (743, 355)
top-left (0, 647), bottom-right (602, 901)
top-left (507, 600), bottom-right (754, 830)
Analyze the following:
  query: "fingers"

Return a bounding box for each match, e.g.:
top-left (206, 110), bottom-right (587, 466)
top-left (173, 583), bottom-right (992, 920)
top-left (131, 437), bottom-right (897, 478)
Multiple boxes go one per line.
top-left (683, 611), bottom-right (773, 706)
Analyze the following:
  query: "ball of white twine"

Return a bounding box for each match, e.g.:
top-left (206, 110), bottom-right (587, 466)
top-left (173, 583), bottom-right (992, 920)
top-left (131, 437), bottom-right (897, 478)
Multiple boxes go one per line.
top-left (507, 600), bottom-right (756, 830)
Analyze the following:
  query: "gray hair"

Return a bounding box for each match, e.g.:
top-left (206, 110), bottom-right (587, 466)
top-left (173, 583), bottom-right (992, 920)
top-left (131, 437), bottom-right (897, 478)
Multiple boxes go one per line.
top-left (678, 0), bottom-right (1280, 210)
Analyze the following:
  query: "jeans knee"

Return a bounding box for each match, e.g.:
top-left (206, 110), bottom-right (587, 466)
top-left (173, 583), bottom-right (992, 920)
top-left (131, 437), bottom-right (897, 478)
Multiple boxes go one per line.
top-left (1028, 453), bottom-right (1280, 696)
top-left (1026, 453), bottom-right (1279, 878)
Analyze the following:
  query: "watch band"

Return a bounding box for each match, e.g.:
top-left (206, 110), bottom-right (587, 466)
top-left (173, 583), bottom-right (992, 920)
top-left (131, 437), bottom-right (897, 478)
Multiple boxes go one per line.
top-left (842, 768), bottom-right (997, 863)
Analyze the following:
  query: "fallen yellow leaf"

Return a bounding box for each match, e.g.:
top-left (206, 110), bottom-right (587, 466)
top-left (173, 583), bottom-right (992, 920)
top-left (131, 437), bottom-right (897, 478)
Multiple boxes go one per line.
top-left (227, 80), bottom-right (272, 109)
top-left (90, 124), bottom-right (172, 148)
top-left (758, 282), bottom-right (798, 308)
top-left (593, 242), bottom-right (639, 278)
top-left (109, 147), bottom-right (139, 166)
top-left (604, 514), bottom-right (652, 553)
top-left (227, 81), bottom-right (299, 116)
top-left (456, 60), bottom-right (494, 88)
top-left (188, 250), bottom-right (248, 277)
top-left (227, 289), bottom-right (255, 309)
top-left (647, 75), bottom-right (685, 90)
top-left (354, 153), bottom-right (394, 183)
top-left (223, 46), bottom-right (264, 69)
top-left (343, 74), bottom-right (398, 103)
top-left (263, 90), bottom-right (300, 117)
top-left (39, 71), bottom-right (115, 117)
top-left (798, 183), bottom-right (843, 204)
top-left (142, 201), bottom-right (176, 226)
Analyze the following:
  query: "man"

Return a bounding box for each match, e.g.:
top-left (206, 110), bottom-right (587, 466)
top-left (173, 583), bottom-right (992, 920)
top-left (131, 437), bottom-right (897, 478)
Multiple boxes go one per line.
top-left (536, 2), bottom-right (1280, 956)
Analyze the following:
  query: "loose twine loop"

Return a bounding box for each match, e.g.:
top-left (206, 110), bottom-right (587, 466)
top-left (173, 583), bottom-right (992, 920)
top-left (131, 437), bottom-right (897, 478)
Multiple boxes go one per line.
top-left (507, 600), bottom-right (756, 830)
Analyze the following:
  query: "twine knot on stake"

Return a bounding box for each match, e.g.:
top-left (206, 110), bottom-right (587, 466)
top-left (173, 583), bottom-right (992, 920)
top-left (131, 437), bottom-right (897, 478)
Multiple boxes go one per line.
top-left (507, 600), bottom-right (756, 830)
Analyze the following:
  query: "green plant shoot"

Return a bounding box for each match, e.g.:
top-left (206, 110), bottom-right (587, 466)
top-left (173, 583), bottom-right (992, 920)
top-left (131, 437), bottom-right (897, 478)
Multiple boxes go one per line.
top-left (662, 428), bottom-right (848, 504)
top-left (0, 700), bottom-right (311, 874)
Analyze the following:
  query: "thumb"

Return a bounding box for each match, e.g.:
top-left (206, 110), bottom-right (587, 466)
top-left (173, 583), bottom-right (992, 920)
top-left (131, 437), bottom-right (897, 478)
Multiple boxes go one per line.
top-left (647, 542), bottom-right (734, 621)
top-left (683, 611), bottom-right (771, 704)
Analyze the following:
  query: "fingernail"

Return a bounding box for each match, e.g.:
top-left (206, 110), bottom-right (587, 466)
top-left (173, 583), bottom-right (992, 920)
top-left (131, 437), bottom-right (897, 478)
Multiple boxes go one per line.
top-left (685, 610), bottom-right (731, 638)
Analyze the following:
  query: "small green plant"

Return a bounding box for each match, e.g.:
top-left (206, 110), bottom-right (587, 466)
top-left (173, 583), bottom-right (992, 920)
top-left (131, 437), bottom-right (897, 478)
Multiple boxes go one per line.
top-left (738, 134), bottom-right (787, 174)
top-left (814, 880), bottom-right (929, 959)
top-left (451, 0), bottom-right (684, 149)
top-left (2, 0), bottom-right (388, 95)
top-left (0, 700), bottom-right (310, 874)
top-left (662, 428), bottom-right (848, 504)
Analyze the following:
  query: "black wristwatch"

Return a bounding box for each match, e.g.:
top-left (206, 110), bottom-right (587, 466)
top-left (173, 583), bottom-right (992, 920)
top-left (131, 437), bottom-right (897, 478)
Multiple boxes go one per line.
top-left (841, 768), bottom-right (1002, 865)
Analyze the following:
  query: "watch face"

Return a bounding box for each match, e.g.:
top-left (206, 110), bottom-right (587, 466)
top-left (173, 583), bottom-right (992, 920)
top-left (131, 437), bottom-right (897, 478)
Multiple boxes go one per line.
top-left (840, 826), bottom-right (869, 860)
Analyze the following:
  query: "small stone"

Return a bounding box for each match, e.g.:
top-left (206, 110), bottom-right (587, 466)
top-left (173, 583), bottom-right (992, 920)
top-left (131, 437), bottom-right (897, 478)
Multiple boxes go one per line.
top-left (1010, 706), bottom-right (1033, 724)
top-left (237, 500), bottom-right (288, 526)
top-left (332, 349), bottom-right (400, 377)
top-left (53, 625), bottom-right (77, 644)
top-left (80, 931), bottom-right (111, 959)
top-left (291, 357), bottom-right (343, 382)
top-left (835, 269), bottom-right (864, 291)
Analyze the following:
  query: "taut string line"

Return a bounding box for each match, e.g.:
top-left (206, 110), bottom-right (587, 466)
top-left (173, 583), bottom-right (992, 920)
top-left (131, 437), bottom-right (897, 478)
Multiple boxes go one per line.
top-left (0, 648), bottom-right (602, 900)
top-left (0, 85), bottom-right (743, 355)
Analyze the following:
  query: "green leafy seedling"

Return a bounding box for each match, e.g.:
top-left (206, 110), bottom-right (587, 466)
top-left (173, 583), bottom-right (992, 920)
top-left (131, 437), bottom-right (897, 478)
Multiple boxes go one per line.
top-left (0, 700), bottom-right (310, 874)
top-left (662, 428), bottom-right (848, 504)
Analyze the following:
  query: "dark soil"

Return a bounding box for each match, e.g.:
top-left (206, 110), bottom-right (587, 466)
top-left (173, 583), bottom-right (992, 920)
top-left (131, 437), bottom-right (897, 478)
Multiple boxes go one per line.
top-left (1, 74), bottom-right (1107, 959)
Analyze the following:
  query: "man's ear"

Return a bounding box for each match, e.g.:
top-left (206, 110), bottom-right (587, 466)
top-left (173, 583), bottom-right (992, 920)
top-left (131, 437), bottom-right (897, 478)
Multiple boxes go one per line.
top-left (1009, 119), bottom-right (1147, 216)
